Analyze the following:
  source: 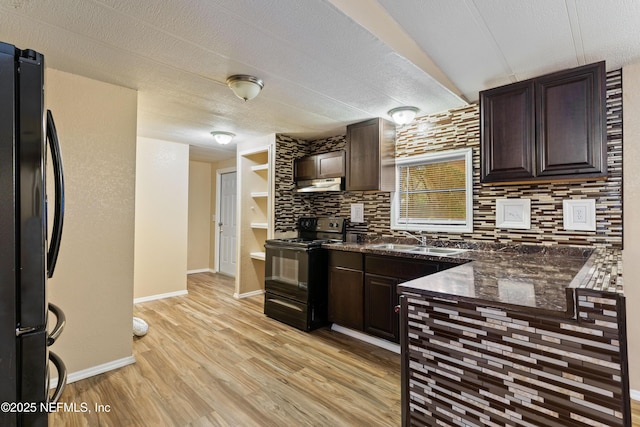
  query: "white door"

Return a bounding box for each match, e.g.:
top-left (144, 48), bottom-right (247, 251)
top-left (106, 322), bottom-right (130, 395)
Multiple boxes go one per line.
top-left (218, 171), bottom-right (237, 276)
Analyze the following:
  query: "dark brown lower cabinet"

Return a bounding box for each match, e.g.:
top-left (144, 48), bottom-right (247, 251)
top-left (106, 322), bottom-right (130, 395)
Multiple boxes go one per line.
top-left (364, 255), bottom-right (441, 343)
top-left (328, 251), bottom-right (364, 330)
top-left (364, 273), bottom-right (399, 342)
top-left (328, 250), bottom-right (460, 343)
top-left (328, 266), bottom-right (364, 330)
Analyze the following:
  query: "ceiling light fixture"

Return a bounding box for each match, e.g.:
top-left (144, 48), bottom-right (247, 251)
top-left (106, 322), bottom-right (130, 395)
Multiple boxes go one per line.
top-left (226, 74), bottom-right (264, 101)
top-left (210, 131), bottom-right (235, 145)
top-left (388, 106), bottom-right (419, 125)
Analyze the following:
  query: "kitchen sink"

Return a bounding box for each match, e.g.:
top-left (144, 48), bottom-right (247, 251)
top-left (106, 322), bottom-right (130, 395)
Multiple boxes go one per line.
top-left (369, 243), bottom-right (417, 251)
top-left (408, 247), bottom-right (468, 255)
top-left (369, 243), bottom-right (468, 256)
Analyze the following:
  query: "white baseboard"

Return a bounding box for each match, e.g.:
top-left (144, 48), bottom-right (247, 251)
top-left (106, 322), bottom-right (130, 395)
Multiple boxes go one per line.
top-left (330, 324), bottom-right (401, 354)
top-left (49, 355), bottom-right (136, 389)
top-left (631, 389), bottom-right (640, 401)
top-left (233, 289), bottom-right (264, 299)
top-left (134, 289), bottom-right (188, 304)
top-left (186, 268), bottom-right (214, 274)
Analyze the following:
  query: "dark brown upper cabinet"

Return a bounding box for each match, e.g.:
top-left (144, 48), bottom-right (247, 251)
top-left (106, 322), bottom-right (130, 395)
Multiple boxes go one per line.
top-left (480, 61), bottom-right (606, 183)
top-left (293, 155), bottom-right (317, 181)
top-left (316, 151), bottom-right (345, 178)
top-left (293, 150), bottom-right (345, 181)
top-left (346, 118), bottom-right (396, 191)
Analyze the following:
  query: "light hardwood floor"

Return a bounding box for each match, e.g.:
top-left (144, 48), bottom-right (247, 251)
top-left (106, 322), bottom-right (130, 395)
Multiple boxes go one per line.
top-left (50, 273), bottom-right (401, 426)
top-left (49, 272), bottom-right (640, 426)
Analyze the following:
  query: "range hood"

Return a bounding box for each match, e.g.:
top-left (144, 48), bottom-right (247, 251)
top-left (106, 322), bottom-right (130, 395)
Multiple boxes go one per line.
top-left (295, 177), bottom-right (344, 193)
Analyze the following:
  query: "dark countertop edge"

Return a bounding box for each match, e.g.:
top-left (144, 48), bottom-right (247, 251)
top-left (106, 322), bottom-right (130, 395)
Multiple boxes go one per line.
top-left (397, 287), bottom-right (577, 320)
top-left (321, 242), bottom-right (472, 264)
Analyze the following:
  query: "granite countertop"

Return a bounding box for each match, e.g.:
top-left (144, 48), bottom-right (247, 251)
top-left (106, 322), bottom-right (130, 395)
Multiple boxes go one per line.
top-left (323, 241), bottom-right (623, 317)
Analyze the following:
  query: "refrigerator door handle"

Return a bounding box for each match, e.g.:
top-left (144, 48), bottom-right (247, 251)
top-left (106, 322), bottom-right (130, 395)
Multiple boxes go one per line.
top-left (48, 351), bottom-right (67, 404)
top-left (46, 110), bottom-right (65, 278)
top-left (47, 303), bottom-right (66, 346)
top-left (15, 326), bottom-right (37, 337)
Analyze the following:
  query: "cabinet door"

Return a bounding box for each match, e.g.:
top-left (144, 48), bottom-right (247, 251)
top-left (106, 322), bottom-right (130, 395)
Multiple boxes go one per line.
top-left (535, 62), bottom-right (606, 178)
top-left (364, 273), bottom-right (399, 343)
top-left (480, 81), bottom-right (536, 182)
top-left (347, 119), bottom-right (380, 190)
top-left (294, 156), bottom-right (316, 181)
top-left (328, 267), bottom-right (364, 330)
top-left (317, 151), bottom-right (345, 178)
top-left (346, 118), bottom-right (395, 191)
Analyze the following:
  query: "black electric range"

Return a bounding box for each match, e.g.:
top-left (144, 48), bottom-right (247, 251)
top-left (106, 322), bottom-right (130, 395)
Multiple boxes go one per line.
top-left (263, 217), bottom-right (345, 330)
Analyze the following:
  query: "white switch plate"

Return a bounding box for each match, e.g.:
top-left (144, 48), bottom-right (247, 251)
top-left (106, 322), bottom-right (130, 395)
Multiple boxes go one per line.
top-left (351, 203), bottom-right (364, 223)
top-left (495, 198), bottom-right (531, 229)
top-left (563, 199), bottom-right (596, 231)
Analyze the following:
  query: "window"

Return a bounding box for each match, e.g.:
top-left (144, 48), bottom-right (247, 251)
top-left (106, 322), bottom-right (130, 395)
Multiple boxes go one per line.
top-left (391, 148), bottom-right (473, 233)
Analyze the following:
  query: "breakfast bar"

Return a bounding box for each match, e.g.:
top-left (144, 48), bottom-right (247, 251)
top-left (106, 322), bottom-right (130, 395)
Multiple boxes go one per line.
top-left (324, 241), bottom-right (629, 426)
top-left (399, 247), bottom-right (628, 426)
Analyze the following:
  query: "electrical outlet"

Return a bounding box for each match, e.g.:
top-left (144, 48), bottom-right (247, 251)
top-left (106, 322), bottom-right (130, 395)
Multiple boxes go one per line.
top-left (563, 199), bottom-right (596, 231)
top-left (572, 206), bottom-right (587, 224)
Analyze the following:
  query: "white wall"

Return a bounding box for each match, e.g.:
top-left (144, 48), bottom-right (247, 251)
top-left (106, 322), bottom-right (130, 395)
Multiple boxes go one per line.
top-left (623, 63), bottom-right (640, 396)
top-left (188, 161), bottom-right (212, 272)
top-left (46, 69), bottom-right (137, 374)
top-left (134, 138), bottom-right (189, 300)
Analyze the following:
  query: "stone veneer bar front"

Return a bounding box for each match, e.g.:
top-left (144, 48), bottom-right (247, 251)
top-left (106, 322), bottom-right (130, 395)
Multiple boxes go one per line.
top-left (395, 247), bottom-right (629, 426)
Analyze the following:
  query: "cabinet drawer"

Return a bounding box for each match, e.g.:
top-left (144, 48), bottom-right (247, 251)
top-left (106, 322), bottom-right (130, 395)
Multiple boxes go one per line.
top-left (264, 293), bottom-right (309, 331)
top-left (329, 250), bottom-right (363, 270)
top-left (365, 255), bottom-right (439, 281)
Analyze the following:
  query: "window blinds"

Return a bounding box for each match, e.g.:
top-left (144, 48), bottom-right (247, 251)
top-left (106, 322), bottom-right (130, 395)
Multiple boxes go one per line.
top-left (397, 159), bottom-right (466, 224)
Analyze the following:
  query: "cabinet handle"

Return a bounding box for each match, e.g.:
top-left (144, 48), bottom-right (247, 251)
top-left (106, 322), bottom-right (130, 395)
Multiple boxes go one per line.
top-left (394, 305), bottom-right (400, 313)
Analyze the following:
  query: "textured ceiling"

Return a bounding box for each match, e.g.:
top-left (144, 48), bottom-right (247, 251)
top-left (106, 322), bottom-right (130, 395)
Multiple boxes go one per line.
top-left (1, 0), bottom-right (639, 162)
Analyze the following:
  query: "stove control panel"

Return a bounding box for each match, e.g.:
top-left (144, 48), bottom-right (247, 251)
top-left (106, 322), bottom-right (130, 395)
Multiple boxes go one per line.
top-left (298, 217), bottom-right (317, 231)
top-left (315, 217), bottom-right (345, 233)
top-left (298, 217), bottom-right (345, 232)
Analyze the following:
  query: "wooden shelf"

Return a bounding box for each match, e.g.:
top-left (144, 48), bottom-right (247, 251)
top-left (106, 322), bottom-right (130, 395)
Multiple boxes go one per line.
top-left (238, 143), bottom-right (273, 297)
top-left (250, 252), bottom-right (265, 261)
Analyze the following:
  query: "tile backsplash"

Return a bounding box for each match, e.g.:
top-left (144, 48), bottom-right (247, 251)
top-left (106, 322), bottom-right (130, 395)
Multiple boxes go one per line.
top-left (275, 69), bottom-right (622, 249)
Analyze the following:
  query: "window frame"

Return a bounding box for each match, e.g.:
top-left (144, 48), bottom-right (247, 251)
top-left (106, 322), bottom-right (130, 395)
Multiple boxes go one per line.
top-left (391, 148), bottom-right (473, 233)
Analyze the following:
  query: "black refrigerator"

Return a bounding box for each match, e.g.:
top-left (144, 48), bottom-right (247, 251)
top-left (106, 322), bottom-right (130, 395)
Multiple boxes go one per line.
top-left (0, 41), bottom-right (67, 426)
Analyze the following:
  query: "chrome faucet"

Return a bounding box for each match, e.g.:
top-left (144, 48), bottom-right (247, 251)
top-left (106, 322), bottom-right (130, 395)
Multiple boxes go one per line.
top-left (403, 231), bottom-right (426, 246)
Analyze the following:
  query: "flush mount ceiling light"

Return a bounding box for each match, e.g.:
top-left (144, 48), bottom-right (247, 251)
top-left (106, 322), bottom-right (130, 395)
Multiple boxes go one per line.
top-left (388, 106), bottom-right (419, 125)
top-left (210, 131), bottom-right (235, 145)
top-left (226, 74), bottom-right (264, 101)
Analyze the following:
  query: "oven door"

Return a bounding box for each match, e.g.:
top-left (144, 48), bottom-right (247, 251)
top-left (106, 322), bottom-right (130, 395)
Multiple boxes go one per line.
top-left (264, 244), bottom-right (309, 302)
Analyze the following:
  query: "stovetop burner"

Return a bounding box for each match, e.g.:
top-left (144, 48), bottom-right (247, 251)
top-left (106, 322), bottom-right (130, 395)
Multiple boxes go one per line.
top-left (265, 217), bottom-right (346, 249)
top-left (265, 237), bottom-right (326, 248)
